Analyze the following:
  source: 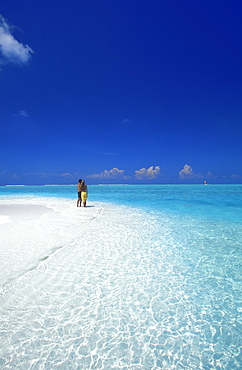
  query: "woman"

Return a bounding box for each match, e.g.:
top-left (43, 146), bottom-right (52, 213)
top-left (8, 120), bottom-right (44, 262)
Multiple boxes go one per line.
top-left (81, 180), bottom-right (88, 207)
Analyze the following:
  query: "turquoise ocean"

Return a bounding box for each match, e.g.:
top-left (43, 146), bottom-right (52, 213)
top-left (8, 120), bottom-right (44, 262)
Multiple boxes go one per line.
top-left (0, 185), bottom-right (242, 369)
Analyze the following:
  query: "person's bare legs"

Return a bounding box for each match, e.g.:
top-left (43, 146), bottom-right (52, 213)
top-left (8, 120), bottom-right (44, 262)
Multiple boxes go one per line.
top-left (77, 198), bottom-right (81, 207)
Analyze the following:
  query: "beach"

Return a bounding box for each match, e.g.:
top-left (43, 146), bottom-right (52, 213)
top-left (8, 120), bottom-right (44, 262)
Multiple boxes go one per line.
top-left (0, 198), bottom-right (101, 287)
top-left (0, 186), bottom-right (242, 369)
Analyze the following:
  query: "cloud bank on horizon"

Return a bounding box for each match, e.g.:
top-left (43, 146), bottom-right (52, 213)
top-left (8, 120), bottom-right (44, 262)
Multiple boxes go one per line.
top-left (178, 164), bottom-right (218, 180)
top-left (88, 167), bottom-right (126, 179)
top-left (135, 166), bottom-right (160, 180)
top-left (86, 166), bottom-right (161, 180)
top-left (0, 164), bottom-right (228, 184)
top-left (0, 15), bottom-right (33, 65)
top-left (179, 164), bottom-right (202, 179)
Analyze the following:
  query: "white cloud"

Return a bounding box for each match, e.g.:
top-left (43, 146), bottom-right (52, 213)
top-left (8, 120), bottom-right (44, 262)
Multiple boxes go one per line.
top-left (179, 164), bottom-right (203, 179)
top-left (13, 110), bottom-right (29, 117)
top-left (88, 167), bottom-right (125, 179)
top-left (122, 119), bottom-right (132, 124)
top-left (135, 166), bottom-right (160, 180)
top-left (0, 15), bottom-right (33, 65)
top-left (22, 172), bottom-right (65, 178)
top-left (61, 173), bottom-right (74, 177)
top-left (19, 110), bottom-right (29, 117)
top-left (231, 174), bottom-right (241, 179)
top-left (206, 171), bottom-right (216, 178)
top-left (103, 152), bottom-right (120, 156)
top-left (179, 164), bottom-right (194, 178)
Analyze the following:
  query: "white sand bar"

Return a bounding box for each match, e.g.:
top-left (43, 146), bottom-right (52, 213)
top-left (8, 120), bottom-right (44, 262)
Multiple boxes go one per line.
top-left (0, 197), bottom-right (104, 287)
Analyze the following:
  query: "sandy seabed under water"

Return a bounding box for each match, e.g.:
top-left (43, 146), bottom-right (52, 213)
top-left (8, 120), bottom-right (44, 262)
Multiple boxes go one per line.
top-left (0, 197), bottom-right (241, 369)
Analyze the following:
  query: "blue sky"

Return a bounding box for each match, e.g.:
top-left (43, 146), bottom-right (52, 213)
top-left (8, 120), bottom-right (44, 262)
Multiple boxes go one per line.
top-left (0, 0), bottom-right (242, 185)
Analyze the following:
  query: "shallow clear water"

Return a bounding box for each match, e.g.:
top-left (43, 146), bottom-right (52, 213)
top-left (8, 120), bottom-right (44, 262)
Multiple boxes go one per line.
top-left (0, 185), bottom-right (241, 369)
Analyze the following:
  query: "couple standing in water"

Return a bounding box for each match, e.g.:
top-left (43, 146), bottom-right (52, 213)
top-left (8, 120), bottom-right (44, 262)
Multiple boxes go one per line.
top-left (77, 179), bottom-right (88, 207)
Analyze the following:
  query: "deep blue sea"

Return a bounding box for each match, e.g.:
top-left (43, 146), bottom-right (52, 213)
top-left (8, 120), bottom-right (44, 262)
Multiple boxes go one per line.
top-left (0, 185), bottom-right (241, 369)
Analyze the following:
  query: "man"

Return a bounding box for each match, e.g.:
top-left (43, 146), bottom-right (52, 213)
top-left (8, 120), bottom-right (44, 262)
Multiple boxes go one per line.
top-left (77, 179), bottom-right (82, 207)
